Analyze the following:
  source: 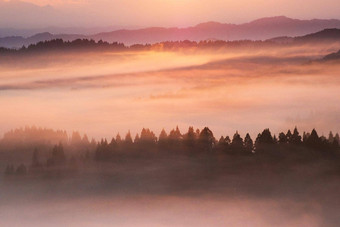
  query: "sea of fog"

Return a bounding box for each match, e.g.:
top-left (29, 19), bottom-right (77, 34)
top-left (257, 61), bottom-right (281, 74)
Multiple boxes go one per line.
top-left (1, 44), bottom-right (340, 227)
top-left (0, 195), bottom-right (325, 227)
top-left (0, 45), bottom-right (340, 140)
top-left (1, 155), bottom-right (340, 227)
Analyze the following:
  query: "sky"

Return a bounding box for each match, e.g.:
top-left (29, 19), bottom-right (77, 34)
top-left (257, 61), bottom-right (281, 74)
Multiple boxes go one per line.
top-left (1, 0), bottom-right (340, 28)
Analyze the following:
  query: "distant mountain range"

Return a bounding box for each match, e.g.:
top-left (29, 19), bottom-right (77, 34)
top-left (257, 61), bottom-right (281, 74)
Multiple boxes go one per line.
top-left (0, 26), bottom-right (131, 38)
top-left (2, 16), bottom-right (340, 48)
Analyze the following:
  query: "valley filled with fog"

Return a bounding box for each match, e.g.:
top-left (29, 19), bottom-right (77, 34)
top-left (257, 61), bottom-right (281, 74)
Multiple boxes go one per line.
top-left (0, 43), bottom-right (340, 140)
top-left (1, 42), bottom-right (340, 227)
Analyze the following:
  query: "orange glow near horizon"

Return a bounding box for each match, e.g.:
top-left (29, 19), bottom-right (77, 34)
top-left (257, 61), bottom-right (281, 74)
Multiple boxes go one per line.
top-left (1, 44), bottom-right (340, 140)
top-left (2, 0), bottom-right (340, 28)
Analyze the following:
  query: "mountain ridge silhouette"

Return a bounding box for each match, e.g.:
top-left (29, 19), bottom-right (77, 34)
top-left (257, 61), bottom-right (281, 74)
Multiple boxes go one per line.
top-left (2, 16), bottom-right (340, 48)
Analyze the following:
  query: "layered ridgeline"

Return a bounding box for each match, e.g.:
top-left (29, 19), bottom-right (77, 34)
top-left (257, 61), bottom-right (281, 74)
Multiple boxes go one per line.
top-left (1, 28), bottom-right (340, 56)
top-left (2, 16), bottom-right (340, 48)
top-left (2, 126), bottom-right (340, 176)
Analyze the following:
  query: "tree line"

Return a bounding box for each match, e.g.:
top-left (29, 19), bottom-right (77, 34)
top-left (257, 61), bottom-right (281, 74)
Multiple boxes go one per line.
top-left (0, 38), bottom-right (279, 55)
top-left (94, 127), bottom-right (340, 160)
top-left (4, 126), bottom-right (340, 175)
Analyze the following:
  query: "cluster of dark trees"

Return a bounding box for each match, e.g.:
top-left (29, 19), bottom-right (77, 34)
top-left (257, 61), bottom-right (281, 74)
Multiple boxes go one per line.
top-left (0, 39), bottom-right (126, 54)
top-left (4, 126), bottom-right (340, 176)
top-left (94, 127), bottom-right (340, 160)
top-left (0, 39), bottom-right (279, 55)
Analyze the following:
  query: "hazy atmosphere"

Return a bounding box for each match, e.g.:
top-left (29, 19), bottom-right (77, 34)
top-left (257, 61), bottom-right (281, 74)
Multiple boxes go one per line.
top-left (1, 0), bottom-right (340, 28)
top-left (1, 44), bottom-right (340, 140)
top-left (2, 0), bottom-right (340, 226)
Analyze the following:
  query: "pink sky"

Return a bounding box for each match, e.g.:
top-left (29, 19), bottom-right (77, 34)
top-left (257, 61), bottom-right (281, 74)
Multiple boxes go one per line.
top-left (1, 0), bottom-right (340, 28)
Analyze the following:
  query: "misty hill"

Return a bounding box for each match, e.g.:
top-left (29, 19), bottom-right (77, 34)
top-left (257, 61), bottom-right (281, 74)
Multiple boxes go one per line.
top-left (295, 28), bottom-right (340, 42)
top-left (268, 28), bottom-right (340, 44)
top-left (2, 16), bottom-right (340, 48)
top-left (0, 32), bottom-right (85, 49)
top-left (322, 49), bottom-right (340, 61)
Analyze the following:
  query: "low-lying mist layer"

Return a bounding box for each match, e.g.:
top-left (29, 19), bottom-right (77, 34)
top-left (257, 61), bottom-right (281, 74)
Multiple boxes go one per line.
top-left (1, 43), bottom-right (340, 140)
top-left (2, 144), bottom-right (340, 227)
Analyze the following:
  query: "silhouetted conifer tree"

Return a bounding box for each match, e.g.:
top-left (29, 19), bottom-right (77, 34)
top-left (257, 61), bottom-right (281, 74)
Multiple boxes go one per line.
top-left (303, 132), bottom-right (310, 144)
top-left (231, 131), bottom-right (243, 153)
top-left (167, 127), bottom-right (182, 151)
top-left (286, 130), bottom-right (292, 143)
top-left (279, 132), bottom-right (287, 144)
top-left (138, 128), bottom-right (157, 151)
top-left (169, 126), bottom-right (182, 141)
top-left (125, 131), bottom-right (133, 144)
top-left (244, 133), bottom-right (254, 153)
top-left (109, 137), bottom-right (117, 153)
top-left (217, 136), bottom-right (231, 153)
top-left (217, 136), bottom-right (225, 151)
top-left (116, 134), bottom-right (122, 144)
top-left (306, 129), bottom-right (320, 149)
top-left (123, 131), bottom-right (133, 151)
top-left (183, 127), bottom-right (196, 151)
top-left (332, 133), bottom-right (340, 149)
top-left (198, 127), bottom-right (215, 152)
top-left (290, 127), bottom-right (302, 145)
top-left (255, 129), bottom-right (274, 152)
top-left (329, 131), bottom-right (334, 143)
top-left (256, 129), bottom-right (274, 144)
top-left (158, 129), bottom-right (168, 150)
